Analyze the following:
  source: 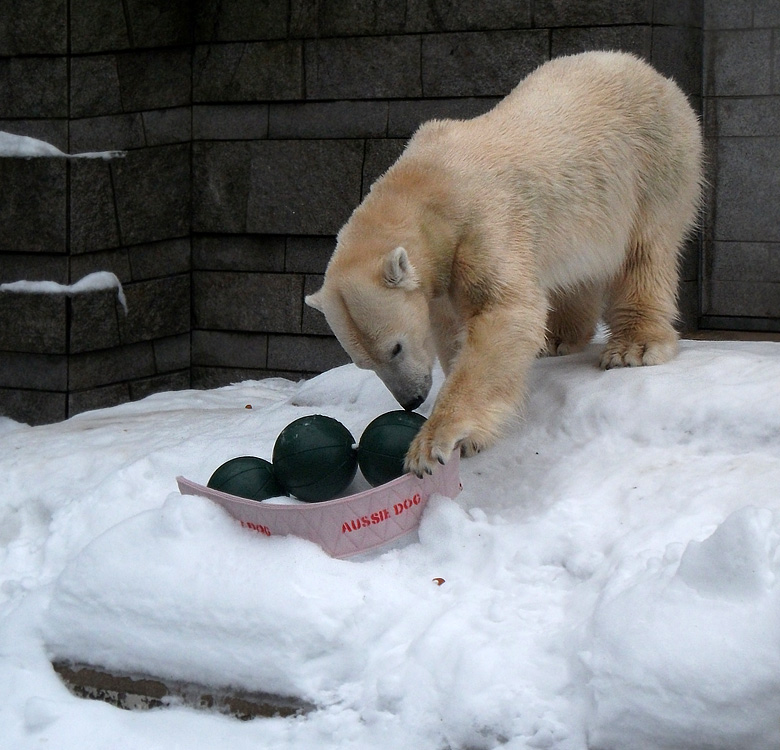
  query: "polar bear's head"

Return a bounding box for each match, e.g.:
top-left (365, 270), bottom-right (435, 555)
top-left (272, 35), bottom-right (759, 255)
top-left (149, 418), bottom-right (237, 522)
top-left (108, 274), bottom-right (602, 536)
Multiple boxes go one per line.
top-left (305, 246), bottom-right (435, 411)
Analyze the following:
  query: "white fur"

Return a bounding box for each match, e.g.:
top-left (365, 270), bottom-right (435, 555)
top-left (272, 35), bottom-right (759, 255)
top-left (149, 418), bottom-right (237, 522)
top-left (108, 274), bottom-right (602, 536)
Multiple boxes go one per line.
top-left (306, 52), bottom-right (703, 475)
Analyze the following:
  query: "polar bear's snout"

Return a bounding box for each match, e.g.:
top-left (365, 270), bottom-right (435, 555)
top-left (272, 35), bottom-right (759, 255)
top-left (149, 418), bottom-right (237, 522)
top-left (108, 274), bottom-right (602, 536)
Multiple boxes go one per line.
top-left (379, 368), bottom-right (432, 412)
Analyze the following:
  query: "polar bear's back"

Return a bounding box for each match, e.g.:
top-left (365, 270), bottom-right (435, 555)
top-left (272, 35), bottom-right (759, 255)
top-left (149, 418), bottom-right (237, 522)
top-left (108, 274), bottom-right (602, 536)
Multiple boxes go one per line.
top-left (402, 51), bottom-right (702, 289)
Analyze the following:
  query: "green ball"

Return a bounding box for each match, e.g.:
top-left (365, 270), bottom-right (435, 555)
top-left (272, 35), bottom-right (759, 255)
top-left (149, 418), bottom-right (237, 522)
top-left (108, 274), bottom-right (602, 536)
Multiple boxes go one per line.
top-left (358, 410), bottom-right (427, 487)
top-left (207, 456), bottom-right (284, 501)
top-left (272, 415), bottom-right (358, 502)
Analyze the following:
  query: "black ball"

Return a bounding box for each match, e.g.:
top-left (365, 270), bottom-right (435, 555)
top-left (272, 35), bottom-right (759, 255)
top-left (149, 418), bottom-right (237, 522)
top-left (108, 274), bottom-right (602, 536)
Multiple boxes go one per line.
top-left (207, 456), bottom-right (284, 501)
top-left (358, 410), bottom-right (427, 487)
top-left (272, 415), bottom-right (358, 502)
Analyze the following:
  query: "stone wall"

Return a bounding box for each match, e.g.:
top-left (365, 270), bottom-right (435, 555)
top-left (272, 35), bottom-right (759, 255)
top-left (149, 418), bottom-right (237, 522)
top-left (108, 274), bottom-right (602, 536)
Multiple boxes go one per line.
top-left (0, 1), bottom-right (774, 426)
top-left (0, 0), bottom-right (192, 424)
top-left (701, 0), bottom-right (780, 330)
top-left (188, 0), bottom-right (704, 390)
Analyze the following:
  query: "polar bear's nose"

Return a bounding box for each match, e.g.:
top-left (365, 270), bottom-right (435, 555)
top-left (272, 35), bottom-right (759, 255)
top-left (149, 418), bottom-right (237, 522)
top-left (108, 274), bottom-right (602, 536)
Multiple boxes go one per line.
top-left (402, 395), bottom-right (425, 411)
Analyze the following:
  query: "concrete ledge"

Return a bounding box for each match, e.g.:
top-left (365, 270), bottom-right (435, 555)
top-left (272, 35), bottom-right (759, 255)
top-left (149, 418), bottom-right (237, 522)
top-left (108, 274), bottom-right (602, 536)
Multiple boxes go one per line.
top-left (53, 661), bottom-right (312, 720)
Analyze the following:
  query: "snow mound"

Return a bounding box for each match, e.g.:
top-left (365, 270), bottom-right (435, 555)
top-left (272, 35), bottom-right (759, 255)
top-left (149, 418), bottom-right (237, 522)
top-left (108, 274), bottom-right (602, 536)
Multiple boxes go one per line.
top-left (1, 340), bottom-right (779, 750)
top-left (583, 506), bottom-right (780, 750)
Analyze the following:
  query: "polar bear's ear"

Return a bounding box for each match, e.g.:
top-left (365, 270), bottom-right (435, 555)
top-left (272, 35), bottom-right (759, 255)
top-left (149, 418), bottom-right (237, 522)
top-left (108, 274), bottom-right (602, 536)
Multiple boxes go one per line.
top-left (305, 290), bottom-right (324, 311)
top-left (383, 247), bottom-right (419, 290)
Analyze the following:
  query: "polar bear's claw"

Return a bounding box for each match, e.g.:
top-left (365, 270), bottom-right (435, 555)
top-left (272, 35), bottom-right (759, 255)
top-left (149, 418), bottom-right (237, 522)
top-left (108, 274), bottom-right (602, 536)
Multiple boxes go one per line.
top-left (600, 337), bottom-right (678, 370)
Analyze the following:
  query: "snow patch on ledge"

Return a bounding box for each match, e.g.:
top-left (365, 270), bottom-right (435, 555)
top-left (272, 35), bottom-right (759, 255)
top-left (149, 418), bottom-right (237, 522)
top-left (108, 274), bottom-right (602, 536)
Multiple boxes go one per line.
top-left (0, 272), bottom-right (128, 313)
top-left (0, 131), bottom-right (125, 160)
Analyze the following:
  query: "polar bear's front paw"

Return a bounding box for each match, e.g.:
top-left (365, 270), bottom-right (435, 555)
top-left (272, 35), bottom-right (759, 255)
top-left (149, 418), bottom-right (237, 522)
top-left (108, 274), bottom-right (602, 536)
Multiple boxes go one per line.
top-left (600, 336), bottom-right (678, 369)
top-left (404, 421), bottom-right (463, 477)
top-left (405, 429), bottom-right (450, 478)
top-left (404, 420), bottom-right (487, 477)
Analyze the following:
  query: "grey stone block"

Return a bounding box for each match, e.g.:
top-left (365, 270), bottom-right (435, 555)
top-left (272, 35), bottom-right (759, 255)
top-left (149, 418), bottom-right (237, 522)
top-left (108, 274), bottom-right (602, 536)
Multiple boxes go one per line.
top-left (192, 236), bottom-right (286, 272)
top-left (117, 50), bottom-right (191, 112)
top-left (0, 351), bottom-right (67, 390)
top-left (703, 29), bottom-right (772, 96)
top-left (118, 276), bottom-right (191, 345)
top-left (702, 0), bottom-right (751, 29)
top-left (388, 98), bottom-right (499, 138)
top-left (193, 142), bottom-right (253, 233)
top-left (69, 114), bottom-right (146, 153)
top-left (710, 242), bottom-right (780, 282)
top-left (422, 31), bottom-right (549, 97)
top-left (754, 0), bottom-right (780, 27)
top-left (192, 330), bottom-right (268, 368)
top-left (70, 249), bottom-right (132, 284)
top-left (72, 51), bottom-right (190, 119)
top-left (70, 56), bottom-right (123, 118)
top-left (290, 0), bottom-right (406, 37)
top-left (129, 370), bottom-right (190, 402)
top-left (304, 36), bottom-right (422, 99)
top-left (0, 291), bottom-right (67, 353)
top-left (193, 42), bottom-right (303, 102)
top-left (650, 26), bottom-right (702, 99)
top-left (653, 0), bottom-right (703, 27)
top-left (706, 97), bottom-right (780, 138)
top-left (535, 0), bottom-right (652, 26)
top-left (0, 0), bottom-right (67, 54)
top-left (706, 281), bottom-right (780, 317)
top-left (70, 0), bottom-right (130, 52)
top-left (71, 0), bottom-right (191, 52)
top-left (0, 293), bottom-right (68, 355)
top-left (153, 333), bottom-right (191, 373)
top-left (69, 382), bottom-right (131, 416)
top-left (246, 140), bottom-right (364, 235)
top-left (193, 105), bottom-right (269, 140)
top-left (111, 145), bottom-right (191, 245)
top-left (285, 237), bottom-right (336, 274)
top-left (775, 37), bottom-right (780, 95)
top-left (0, 253), bottom-right (68, 285)
top-left (69, 289), bottom-right (123, 353)
top-left (0, 120), bottom-right (68, 152)
top-left (142, 108), bottom-right (192, 146)
top-left (123, 0), bottom-right (191, 48)
top-left (0, 388), bottom-right (66, 426)
top-left (406, 0), bottom-right (531, 32)
top-left (192, 271), bottom-right (304, 333)
top-left (69, 342), bottom-right (156, 390)
top-left (551, 25), bottom-right (652, 60)
top-left (267, 334), bottom-right (350, 372)
top-left (0, 57), bottom-right (68, 118)
top-left (70, 158), bottom-right (121, 255)
top-left (0, 158), bottom-right (67, 253)
top-left (269, 101), bottom-right (388, 139)
top-left (196, 0), bottom-right (289, 41)
top-left (362, 139), bottom-right (407, 197)
top-left (715, 138), bottom-right (780, 242)
top-left (677, 279), bottom-right (698, 331)
top-left (128, 239), bottom-right (191, 280)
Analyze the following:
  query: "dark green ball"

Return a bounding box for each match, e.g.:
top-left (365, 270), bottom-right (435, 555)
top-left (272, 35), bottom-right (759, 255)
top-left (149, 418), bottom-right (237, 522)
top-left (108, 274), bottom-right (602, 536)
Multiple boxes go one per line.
top-left (358, 411), bottom-right (427, 487)
top-left (207, 456), bottom-right (284, 501)
top-left (272, 415), bottom-right (358, 502)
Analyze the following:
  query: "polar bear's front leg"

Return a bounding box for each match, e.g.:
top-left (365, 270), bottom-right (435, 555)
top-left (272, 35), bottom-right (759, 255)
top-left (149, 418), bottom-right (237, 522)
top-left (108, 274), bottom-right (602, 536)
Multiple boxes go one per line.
top-left (404, 303), bottom-right (546, 477)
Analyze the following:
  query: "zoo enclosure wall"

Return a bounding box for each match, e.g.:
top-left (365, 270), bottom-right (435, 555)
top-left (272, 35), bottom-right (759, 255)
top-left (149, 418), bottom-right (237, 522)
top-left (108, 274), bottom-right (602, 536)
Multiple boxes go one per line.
top-left (0, 0), bottom-right (777, 425)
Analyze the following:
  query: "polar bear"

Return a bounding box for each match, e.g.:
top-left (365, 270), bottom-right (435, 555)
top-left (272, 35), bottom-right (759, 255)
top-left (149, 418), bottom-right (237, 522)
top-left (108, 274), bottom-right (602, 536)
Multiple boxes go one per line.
top-left (305, 51), bottom-right (703, 477)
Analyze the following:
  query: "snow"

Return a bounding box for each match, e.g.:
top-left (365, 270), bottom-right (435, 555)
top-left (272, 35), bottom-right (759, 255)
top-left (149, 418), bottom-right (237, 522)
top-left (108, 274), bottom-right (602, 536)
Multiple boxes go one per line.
top-left (1, 340), bottom-right (779, 750)
top-left (0, 271), bottom-right (128, 313)
top-left (0, 130), bottom-right (124, 160)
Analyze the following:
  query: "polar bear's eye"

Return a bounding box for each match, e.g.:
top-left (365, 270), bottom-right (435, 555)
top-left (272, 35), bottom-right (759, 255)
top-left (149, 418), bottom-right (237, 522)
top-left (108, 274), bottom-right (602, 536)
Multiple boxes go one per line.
top-left (391, 342), bottom-right (403, 359)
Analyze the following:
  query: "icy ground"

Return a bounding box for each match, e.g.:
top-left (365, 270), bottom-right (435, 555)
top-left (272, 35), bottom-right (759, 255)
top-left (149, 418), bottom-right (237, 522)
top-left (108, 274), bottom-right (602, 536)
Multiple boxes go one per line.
top-left (1, 340), bottom-right (779, 750)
